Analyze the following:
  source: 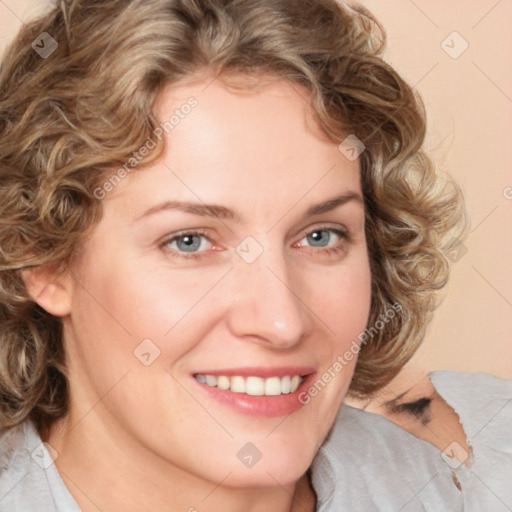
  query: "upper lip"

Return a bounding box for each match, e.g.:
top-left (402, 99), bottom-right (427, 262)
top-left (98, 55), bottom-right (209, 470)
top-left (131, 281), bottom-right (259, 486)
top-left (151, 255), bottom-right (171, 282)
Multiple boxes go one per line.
top-left (193, 366), bottom-right (315, 378)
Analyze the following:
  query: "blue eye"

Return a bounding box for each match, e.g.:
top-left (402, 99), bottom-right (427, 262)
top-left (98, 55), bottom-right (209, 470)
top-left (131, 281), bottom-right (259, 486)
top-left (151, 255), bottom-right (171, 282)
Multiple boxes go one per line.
top-left (305, 230), bottom-right (333, 247)
top-left (161, 226), bottom-right (350, 261)
top-left (165, 232), bottom-right (211, 253)
top-left (174, 235), bottom-right (203, 252)
top-left (300, 228), bottom-right (346, 248)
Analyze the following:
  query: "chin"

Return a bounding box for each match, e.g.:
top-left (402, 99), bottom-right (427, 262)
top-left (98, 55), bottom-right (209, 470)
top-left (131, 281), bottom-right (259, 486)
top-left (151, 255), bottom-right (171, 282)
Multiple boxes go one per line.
top-left (225, 457), bottom-right (312, 489)
top-left (229, 434), bottom-right (317, 488)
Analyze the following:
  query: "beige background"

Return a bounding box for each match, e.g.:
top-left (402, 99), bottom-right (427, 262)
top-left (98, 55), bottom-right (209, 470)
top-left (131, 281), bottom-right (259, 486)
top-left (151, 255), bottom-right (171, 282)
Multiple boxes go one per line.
top-left (1, 0), bottom-right (511, 383)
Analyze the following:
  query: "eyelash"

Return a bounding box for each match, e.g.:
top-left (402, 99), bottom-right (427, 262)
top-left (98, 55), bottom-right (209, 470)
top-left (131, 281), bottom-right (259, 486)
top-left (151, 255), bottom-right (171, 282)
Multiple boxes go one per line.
top-left (160, 226), bottom-right (351, 260)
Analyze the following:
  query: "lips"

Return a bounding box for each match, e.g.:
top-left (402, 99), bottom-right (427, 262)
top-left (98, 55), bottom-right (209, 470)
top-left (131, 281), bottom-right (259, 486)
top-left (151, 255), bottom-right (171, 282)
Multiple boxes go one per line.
top-left (191, 367), bottom-right (315, 417)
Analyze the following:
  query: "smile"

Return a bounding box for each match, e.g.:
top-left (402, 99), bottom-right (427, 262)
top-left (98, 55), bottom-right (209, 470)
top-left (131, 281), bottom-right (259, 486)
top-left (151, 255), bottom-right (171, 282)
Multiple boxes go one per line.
top-left (194, 374), bottom-right (303, 396)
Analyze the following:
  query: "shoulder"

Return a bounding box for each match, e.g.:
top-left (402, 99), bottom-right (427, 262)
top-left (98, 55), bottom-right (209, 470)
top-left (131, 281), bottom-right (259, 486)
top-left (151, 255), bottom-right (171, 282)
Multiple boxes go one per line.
top-left (429, 369), bottom-right (512, 402)
top-left (428, 370), bottom-right (512, 439)
top-left (312, 401), bottom-right (459, 511)
top-left (0, 422), bottom-right (79, 512)
top-left (311, 371), bottom-right (512, 512)
top-left (0, 422), bottom-right (33, 488)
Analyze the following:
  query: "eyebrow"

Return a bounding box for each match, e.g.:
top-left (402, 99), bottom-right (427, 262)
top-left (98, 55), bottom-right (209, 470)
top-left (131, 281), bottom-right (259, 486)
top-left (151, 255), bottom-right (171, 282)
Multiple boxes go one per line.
top-left (136, 192), bottom-right (364, 222)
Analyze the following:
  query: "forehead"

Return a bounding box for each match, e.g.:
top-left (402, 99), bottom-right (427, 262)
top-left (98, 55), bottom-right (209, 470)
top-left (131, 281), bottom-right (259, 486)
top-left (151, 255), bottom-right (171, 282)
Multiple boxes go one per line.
top-left (153, 74), bottom-right (336, 159)
top-left (110, 75), bottom-right (361, 218)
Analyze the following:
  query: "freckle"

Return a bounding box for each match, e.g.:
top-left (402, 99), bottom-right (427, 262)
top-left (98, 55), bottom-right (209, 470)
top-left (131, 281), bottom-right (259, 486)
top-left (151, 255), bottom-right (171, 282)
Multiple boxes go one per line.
top-left (451, 472), bottom-right (462, 491)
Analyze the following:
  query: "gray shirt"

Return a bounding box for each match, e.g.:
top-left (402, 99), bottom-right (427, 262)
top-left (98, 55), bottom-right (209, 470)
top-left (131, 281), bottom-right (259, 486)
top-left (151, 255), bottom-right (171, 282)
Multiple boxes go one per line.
top-left (1, 371), bottom-right (511, 511)
top-left (312, 371), bottom-right (512, 511)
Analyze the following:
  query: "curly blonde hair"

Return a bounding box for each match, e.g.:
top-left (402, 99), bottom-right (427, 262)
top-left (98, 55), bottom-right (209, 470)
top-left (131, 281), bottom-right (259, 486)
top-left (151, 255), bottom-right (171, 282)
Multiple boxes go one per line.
top-left (0, 0), bottom-right (466, 433)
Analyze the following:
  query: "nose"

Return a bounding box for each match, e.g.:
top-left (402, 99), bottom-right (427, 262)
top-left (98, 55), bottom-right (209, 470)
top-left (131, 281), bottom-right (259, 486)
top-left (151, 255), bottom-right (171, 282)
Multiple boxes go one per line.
top-left (226, 247), bottom-right (314, 349)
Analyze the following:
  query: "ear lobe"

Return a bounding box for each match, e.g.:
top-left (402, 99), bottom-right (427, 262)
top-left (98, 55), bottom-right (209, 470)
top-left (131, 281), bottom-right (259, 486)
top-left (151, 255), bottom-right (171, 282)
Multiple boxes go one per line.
top-left (21, 266), bottom-right (73, 317)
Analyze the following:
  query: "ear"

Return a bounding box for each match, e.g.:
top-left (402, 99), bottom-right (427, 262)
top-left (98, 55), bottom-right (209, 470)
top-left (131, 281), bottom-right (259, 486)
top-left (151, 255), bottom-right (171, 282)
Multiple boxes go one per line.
top-left (21, 266), bottom-right (73, 317)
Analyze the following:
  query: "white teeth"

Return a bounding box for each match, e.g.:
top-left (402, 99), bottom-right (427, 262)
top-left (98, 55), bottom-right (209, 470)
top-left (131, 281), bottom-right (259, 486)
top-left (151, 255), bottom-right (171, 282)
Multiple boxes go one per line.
top-left (281, 375), bottom-right (291, 394)
top-left (265, 377), bottom-right (281, 396)
top-left (195, 373), bottom-right (304, 396)
top-left (230, 376), bottom-right (246, 393)
top-left (205, 375), bottom-right (217, 387)
top-left (246, 376), bottom-right (265, 396)
top-left (217, 375), bottom-right (230, 390)
top-left (290, 375), bottom-right (301, 393)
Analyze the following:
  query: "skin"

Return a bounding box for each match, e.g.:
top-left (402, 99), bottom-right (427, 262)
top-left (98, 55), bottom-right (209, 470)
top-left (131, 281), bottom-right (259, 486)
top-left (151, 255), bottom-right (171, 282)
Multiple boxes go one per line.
top-left (26, 74), bottom-right (371, 512)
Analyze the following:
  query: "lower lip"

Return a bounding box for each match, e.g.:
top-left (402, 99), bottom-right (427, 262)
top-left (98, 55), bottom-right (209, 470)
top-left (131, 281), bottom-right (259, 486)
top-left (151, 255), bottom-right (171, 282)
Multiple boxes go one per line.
top-left (194, 375), bottom-right (315, 417)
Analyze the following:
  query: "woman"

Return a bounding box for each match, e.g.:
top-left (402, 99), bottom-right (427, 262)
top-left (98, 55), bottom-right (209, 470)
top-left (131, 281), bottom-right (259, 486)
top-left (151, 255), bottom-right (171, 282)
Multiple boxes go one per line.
top-left (0, 1), bottom-right (510, 511)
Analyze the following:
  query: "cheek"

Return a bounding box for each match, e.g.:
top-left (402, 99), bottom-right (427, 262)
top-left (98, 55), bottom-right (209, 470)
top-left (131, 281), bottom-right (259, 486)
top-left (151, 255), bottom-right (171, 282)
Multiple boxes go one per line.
top-left (298, 256), bottom-right (371, 407)
top-left (68, 258), bottom-right (230, 373)
top-left (313, 258), bottom-right (372, 345)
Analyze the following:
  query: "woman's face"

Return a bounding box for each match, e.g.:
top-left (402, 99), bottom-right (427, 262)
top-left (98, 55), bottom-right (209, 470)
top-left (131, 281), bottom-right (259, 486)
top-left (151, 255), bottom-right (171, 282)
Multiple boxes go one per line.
top-left (62, 75), bottom-right (371, 489)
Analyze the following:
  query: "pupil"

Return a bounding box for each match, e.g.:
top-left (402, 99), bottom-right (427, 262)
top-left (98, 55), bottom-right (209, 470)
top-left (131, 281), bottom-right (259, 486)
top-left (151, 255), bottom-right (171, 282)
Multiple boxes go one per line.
top-left (308, 230), bottom-right (330, 247)
top-left (178, 235), bottom-right (201, 252)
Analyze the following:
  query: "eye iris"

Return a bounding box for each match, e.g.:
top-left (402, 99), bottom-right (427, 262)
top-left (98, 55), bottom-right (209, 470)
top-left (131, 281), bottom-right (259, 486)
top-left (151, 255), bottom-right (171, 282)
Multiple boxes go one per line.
top-left (307, 230), bottom-right (331, 247)
top-left (176, 235), bottom-right (202, 252)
